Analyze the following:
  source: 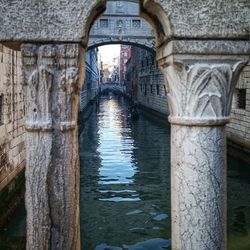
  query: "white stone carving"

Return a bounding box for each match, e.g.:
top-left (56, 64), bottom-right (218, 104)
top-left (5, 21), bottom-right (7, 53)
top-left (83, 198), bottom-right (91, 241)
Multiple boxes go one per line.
top-left (164, 61), bottom-right (246, 125)
top-left (157, 42), bottom-right (248, 250)
top-left (22, 43), bottom-right (83, 250)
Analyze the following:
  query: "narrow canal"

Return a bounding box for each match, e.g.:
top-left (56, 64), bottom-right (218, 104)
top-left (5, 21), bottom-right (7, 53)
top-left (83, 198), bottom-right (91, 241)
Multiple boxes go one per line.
top-left (0, 94), bottom-right (250, 249)
top-left (79, 94), bottom-right (171, 250)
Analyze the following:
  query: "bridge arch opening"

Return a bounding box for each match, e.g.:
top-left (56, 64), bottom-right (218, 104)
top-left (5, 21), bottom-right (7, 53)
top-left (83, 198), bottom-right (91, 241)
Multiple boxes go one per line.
top-left (79, 0), bottom-right (171, 248)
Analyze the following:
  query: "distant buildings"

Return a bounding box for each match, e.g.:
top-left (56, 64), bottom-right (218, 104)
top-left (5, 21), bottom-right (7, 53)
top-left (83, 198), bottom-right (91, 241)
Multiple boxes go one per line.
top-left (100, 54), bottom-right (120, 84)
top-left (120, 45), bottom-right (131, 84)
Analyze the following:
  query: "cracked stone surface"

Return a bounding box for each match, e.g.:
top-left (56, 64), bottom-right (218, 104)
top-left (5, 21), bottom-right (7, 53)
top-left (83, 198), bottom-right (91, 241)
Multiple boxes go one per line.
top-left (171, 125), bottom-right (226, 250)
top-left (0, 0), bottom-right (249, 44)
top-left (22, 43), bottom-right (84, 250)
top-left (157, 52), bottom-right (248, 250)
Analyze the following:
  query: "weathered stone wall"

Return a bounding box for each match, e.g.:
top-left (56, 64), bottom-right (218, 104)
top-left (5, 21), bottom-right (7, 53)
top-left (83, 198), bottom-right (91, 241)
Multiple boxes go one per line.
top-left (126, 47), bottom-right (169, 116)
top-left (227, 61), bottom-right (250, 152)
top-left (0, 45), bottom-right (25, 193)
top-left (0, 0), bottom-right (249, 46)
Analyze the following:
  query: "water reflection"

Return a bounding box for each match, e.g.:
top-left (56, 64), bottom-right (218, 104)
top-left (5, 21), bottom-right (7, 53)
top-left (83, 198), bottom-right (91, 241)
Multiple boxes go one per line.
top-left (79, 95), bottom-right (171, 249)
top-left (0, 94), bottom-right (249, 249)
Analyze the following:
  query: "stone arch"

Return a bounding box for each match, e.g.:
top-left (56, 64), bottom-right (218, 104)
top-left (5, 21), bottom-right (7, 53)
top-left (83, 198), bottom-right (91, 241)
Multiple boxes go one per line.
top-left (84, 0), bottom-right (170, 49)
top-left (0, 0), bottom-right (249, 249)
top-left (139, 0), bottom-right (172, 45)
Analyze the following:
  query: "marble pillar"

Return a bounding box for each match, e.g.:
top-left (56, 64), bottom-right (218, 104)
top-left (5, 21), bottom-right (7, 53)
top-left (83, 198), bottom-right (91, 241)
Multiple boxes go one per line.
top-left (21, 43), bottom-right (85, 250)
top-left (158, 43), bottom-right (248, 250)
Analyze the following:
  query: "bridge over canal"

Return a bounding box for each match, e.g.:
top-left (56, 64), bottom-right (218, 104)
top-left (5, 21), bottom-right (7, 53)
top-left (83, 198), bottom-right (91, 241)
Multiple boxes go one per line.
top-left (100, 83), bottom-right (124, 94)
top-left (0, 0), bottom-right (249, 249)
top-left (88, 0), bottom-right (155, 51)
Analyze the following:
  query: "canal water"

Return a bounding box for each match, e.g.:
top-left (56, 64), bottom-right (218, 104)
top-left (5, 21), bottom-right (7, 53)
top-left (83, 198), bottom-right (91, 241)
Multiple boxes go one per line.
top-left (0, 94), bottom-right (250, 249)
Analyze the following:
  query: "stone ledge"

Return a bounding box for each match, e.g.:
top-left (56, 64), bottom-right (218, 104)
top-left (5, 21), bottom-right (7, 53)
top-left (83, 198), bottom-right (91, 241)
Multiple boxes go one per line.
top-left (157, 40), bottom-right (250, 61)
top-left (227, 139), bottom-right (250, 164)
top-left (0, 161), bottom-right (25, 193)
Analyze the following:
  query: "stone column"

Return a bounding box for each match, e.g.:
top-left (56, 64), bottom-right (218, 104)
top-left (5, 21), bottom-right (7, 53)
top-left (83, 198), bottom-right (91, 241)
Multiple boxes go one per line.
top-left (21, 43), bottom-right (85, 250)
top-left (157, 40), bottom-right (248, 250)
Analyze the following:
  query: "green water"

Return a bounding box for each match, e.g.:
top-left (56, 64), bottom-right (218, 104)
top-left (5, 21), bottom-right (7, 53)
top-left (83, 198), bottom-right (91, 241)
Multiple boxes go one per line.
top-left (0, 95), bottom-right (249, 249)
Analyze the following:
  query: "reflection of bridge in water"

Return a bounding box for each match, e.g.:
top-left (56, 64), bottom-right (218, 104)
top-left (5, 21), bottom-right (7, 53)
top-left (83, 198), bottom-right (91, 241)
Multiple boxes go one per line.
top-left (100, 83), bottom-right (124, 95)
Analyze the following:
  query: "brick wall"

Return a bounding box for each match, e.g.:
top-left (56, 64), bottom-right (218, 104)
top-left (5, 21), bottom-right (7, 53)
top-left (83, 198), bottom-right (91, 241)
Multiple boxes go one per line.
top-left (227, 62), bottom-right (250, 150)
top-left (0, 45), bottom-right (25, 192)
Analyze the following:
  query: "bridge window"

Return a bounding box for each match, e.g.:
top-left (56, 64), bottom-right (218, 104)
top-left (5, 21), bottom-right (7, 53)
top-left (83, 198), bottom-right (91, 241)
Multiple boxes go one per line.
top-left (132, 19), bottom-right (141, 29)
top-left (100, 19), bottom-right (108, 28)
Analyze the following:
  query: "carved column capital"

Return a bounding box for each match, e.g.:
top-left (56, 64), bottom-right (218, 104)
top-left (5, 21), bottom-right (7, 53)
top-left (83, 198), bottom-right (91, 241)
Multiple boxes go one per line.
top-left (22, 43), bottom-right (84, 132)
top-left (21, 43), bottom-right (84, 249)
top-left (157, 40), bottom-right (249, 126)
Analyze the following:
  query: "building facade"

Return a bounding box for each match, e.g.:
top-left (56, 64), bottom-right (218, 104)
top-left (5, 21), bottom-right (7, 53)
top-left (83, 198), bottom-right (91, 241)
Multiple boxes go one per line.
top-left (126, 47), bottom-right (250, 158)
top-left (120, 45), bottom-right (131, 84)
top-left (79, 48), bottom-right (100, 111)
top-left (126, 46), bottom-right (169, 116)
top-left (227, 62), bottom-right (250, 160)
top-left (0, 45), bottom-right (25, 226)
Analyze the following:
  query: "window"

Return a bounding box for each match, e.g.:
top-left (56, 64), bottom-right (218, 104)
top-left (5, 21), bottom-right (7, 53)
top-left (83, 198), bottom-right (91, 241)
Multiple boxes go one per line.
top-left (156, 85), bottom-right (160, 95)
top-left (140, 84), bottom-right (143, 92)
top-left (151, 55), bottom-right (154, 66)
top-left (116, 1), bottom-right (124, 13)
top-left (237, 89), bottom-right (246, 109)
top-left (144, 84), bottom-right (147, 96)
top-left (163, 85), bottom-right (167, 96)
top-left (150, 85), bottom-right (153, 94)
top-left (233, 88), bottom-right (246, 110)
top-left (0, 94), bottom-right (3, 124)
top-left (132, 19), bottom-right (141, 28)
top-left (100, 19), bottom-right (108, 28)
